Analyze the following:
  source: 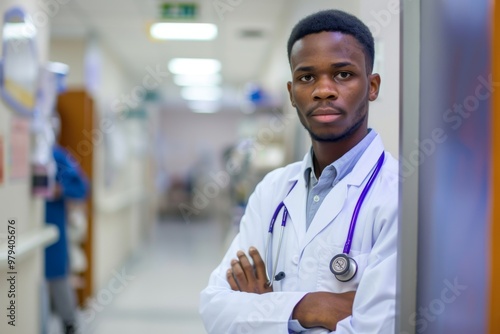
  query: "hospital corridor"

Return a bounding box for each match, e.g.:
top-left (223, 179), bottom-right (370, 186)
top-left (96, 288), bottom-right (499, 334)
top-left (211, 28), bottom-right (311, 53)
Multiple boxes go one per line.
top-left (50, 218), bottom-right (226, 334)
top-left (0, 0), bottom-right (499, 333)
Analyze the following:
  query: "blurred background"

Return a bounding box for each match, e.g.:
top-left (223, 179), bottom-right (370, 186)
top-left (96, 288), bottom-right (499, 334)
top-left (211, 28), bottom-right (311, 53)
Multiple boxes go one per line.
top-left (0, 0), bottom-right (497, 333)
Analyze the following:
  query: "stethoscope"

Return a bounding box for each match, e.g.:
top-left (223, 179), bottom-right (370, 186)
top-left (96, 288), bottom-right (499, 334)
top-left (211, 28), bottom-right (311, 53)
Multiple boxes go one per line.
top-left (264, 152), bottom-right (385, 287)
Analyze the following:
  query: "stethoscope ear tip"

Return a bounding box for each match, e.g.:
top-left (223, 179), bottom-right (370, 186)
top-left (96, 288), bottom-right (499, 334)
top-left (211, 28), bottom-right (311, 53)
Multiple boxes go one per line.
top-left (275, 271), bottom-right (286, 281)
top-left (265, 271), bottom-right (286, 288)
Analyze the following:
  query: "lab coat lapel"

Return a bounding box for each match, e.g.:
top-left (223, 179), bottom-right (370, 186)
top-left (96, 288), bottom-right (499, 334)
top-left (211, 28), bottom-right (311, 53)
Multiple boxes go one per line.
top-left (301, 181), bottom-right (347, 249)
top-left (282, 170), bottom-right (307, 247)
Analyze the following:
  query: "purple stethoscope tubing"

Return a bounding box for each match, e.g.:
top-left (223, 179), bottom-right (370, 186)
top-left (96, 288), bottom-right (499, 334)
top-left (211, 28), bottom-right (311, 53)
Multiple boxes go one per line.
top-left (343, 151), bottom-right (385, 254)
top-left (265, 151), bottom-right (385, 285)
top-left (265, 180), bottom-right (297, 286)
top-left (267, 181), bottom-right (298, 233)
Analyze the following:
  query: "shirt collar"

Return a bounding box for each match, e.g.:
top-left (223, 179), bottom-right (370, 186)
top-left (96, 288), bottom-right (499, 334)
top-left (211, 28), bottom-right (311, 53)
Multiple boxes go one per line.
top-left (303, 129), bottom-right (378, 187)
top-left (304, 148), bottom-right (317, 187)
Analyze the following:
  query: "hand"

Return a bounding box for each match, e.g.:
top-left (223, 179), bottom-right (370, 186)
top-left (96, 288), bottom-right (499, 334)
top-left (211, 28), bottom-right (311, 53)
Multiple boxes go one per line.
top-left (49, 184), bottom-right (63, 200)
top-left (292, 291), bottom-right (356, 331)
top-left (227, 247), bottom-right (272, 294)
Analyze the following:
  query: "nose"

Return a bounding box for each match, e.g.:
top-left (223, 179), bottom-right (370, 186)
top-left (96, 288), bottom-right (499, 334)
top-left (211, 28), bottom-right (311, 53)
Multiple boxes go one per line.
top-left (313, 76), bottom-right (338, 100)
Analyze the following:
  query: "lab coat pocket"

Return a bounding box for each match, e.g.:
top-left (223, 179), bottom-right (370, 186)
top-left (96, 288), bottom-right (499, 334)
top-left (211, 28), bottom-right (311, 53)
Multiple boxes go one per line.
top-left (315, 246), bottom-right (369, 293)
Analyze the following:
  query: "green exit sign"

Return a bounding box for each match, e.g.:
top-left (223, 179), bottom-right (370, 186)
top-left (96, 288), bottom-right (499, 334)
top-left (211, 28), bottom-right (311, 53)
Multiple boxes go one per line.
top-left (161, 3), bottom-right (197, 19)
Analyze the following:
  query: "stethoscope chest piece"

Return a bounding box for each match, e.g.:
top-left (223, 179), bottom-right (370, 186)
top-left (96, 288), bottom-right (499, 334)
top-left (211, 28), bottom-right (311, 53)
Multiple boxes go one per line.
top-left (330, 254), bottom-right (358, 282)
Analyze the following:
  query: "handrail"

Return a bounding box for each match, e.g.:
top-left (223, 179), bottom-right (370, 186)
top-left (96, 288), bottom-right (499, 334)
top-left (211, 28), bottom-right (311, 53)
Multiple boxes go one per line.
top-left (0, 224), bottom-right (59, 268)
top-left (94, 188), bottom-right (145, 213)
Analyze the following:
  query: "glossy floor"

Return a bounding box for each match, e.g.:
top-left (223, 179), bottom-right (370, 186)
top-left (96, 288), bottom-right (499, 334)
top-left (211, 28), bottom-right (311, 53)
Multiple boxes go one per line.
top-left (48, 217), bottom-right (229, 334)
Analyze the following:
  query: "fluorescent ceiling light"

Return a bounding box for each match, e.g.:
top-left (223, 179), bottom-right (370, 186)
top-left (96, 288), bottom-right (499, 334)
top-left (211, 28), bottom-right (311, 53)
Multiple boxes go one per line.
top-left (168, 58), bottom-right (221, 75)
top-left (188, 101), bottom-right (220, 113)
top-left (150, 23), bottom-right (217, 40)
top-left (181, 86), bottom-right (222, 101)
top-left (4, 22), bottom-right (36, 40)
top-left (46, 62), bottom-right (69, 75)
top-left (173, 74), bottom-right (222, 86)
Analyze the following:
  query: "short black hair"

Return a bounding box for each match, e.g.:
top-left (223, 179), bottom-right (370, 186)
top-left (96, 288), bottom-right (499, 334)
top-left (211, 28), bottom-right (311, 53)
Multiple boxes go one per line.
top-left (287, 9), bottom-right (375, 73)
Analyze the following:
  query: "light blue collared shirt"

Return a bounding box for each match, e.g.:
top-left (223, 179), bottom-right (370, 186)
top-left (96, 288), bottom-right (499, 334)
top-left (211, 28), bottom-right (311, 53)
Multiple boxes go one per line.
top-left (303, 129), bottom-right (377, 230)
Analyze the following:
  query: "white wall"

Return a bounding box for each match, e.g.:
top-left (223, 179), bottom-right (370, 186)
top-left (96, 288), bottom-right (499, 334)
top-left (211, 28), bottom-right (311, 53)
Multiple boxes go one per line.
top-left (0, 1), bottom-right (51, 333)
top-left (50, 38), bottom-right (86, 88)
top-left (90, 42), bottom-right (157, 292)
top-left (360, 0), bottom-right (400, 156)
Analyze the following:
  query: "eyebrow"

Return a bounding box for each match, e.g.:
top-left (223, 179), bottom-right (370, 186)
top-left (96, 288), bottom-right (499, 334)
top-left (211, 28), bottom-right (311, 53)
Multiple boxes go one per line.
top-left (331, 62), bottom-right (354, 69)
top-left (294, 62), bottom-right (355, 73)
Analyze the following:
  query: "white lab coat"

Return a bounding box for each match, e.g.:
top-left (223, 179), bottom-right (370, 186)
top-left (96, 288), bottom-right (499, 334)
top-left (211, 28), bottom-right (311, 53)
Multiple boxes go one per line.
top-left (200, 134), bottom-right (398, 334)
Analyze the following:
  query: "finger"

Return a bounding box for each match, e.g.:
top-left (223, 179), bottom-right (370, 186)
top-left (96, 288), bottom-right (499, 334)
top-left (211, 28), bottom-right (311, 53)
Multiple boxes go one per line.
top-left (231, 258), bottom-right (247, 287)
top-left (226, 269), bottom-right (240, 291)
top-left (249, 247), bottom-right (267, 281)
top-left (237, 250), bottom-right (255, 281)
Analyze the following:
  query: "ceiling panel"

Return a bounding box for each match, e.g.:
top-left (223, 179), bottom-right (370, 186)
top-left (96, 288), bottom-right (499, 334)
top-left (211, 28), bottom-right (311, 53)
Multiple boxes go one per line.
top-left (49, 0), bottom-right (288, 108)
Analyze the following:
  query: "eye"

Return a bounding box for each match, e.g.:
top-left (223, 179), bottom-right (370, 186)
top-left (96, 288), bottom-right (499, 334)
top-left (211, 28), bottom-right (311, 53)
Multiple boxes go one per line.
top-left (299, 75), bottom-right (314, 82)
top-left (336, 72), bottom-right (352, 80)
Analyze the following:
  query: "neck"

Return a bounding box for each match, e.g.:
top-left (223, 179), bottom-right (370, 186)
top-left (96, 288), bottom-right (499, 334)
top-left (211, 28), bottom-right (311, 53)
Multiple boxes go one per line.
top-left (311, 129), bottom-right (369, 177)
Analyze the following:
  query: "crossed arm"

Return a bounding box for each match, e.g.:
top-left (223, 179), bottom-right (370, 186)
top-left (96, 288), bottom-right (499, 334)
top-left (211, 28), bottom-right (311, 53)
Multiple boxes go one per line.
top-left (227, 247), bottom-right (355, 332)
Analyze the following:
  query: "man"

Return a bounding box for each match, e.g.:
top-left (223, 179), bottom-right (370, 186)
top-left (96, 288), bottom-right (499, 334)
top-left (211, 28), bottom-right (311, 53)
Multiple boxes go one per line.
top-left (200, 9), bottom-right (398, 333)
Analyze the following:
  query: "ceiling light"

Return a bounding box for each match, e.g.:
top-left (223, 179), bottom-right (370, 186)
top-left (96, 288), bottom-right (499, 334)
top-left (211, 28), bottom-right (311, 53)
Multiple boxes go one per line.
top-left (150, 23), bottom-right (217, 40)
top-left (46, 62), bottom-right (69, 75)
top-left (181, 86), bottom-right (222, 101)
top-left (3, 22), bottom-right (36, 40)
top-left (168, 58), bottom-right (221, 75)
top-left (173, 74), bottom-right (222, 86)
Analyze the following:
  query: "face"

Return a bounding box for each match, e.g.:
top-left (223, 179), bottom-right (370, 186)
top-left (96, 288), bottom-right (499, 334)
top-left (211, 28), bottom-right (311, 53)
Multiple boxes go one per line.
top-left (287, 31), bottom-right (380, 143)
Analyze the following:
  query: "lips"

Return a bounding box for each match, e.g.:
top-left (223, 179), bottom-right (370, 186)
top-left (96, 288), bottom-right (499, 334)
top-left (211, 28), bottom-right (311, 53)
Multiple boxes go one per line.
top-left (310, 108), bottom-right (343, 123)
top-left (312, 114), bottom-right (341, 123)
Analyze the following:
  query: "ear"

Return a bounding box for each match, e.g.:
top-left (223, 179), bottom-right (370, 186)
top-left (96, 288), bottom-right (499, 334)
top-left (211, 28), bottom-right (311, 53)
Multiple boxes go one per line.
top-left (287, 81), bottom-right (296, 107)
top-left (368, 73), bottom-right (381, 101)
